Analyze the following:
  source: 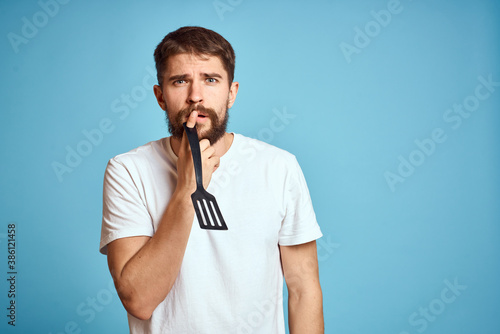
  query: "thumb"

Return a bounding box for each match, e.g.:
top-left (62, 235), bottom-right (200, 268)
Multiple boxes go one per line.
top-left (186, 110), bottom-right (198, 128)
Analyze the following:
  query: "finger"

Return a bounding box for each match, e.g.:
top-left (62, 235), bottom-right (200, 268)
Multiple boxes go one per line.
top-left (202, 146), bottom-right (216, 160)
top-left (186, 110), bottom-right (198, 128)
top-left (181, 111), bottom-right (198, 152)
top-left (199, 138), bottom-right (211, 151)
top-left (212, 156), bottom-right (220, 172)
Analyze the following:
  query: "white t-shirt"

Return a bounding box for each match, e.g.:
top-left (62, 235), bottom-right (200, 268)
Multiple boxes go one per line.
top-left (100, 133), bottom-right (322, 334)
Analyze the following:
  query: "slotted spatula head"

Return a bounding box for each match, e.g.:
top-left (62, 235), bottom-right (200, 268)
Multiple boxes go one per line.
top-left (183, 122), bottom-right (228, 230)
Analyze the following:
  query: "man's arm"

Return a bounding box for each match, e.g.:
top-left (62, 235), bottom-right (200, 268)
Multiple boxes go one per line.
top-left (106, 192), bottom-right (193, 320)
top-left (106, 111), bottom-right (219, 320)
top-left (280, 240), bottom-right (324, 334)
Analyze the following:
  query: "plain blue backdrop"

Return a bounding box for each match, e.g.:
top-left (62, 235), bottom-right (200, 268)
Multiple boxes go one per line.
top-left (1, 0), bottom-right (499, 333)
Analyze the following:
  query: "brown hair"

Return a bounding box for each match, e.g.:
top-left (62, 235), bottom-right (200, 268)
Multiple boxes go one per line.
top-left (154, 26), bottom-right (236, 87)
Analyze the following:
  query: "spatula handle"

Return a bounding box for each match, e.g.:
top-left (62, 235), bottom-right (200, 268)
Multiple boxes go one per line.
top-left (182, 123), bottom-right (204, 190)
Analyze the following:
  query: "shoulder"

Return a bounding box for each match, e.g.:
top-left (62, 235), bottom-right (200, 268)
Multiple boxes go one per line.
top-left (104, 137), bottom-right (174, 182)
top-left (231, 133), bottom-right (298, 166)
top-left (108, 137), bottom-right (170, 168)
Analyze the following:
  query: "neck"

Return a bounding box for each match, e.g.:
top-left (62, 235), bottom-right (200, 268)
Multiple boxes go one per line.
top-left (170, 132), bottom-right (234, 158)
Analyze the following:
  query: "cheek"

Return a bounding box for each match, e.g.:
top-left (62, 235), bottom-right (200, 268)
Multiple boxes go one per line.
top-left (165, 92), bottom-right (178, 104)
top-left (164, 94), bottom-right (183, 111)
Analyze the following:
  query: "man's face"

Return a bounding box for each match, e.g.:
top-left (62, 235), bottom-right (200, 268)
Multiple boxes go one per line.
top-left (154, 53), bottom-right (238, 144)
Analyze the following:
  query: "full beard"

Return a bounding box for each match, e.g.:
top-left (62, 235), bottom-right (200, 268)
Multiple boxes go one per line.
top-left (166, 103), bottom-right (229, 145)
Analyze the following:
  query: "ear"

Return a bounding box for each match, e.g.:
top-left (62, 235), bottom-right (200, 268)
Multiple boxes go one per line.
top-left (153, 85), bottom-right (166, 110)
top-left (227, 81), bottom-right (239, 109)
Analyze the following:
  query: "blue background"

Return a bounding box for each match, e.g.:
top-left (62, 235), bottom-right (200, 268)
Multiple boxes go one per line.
top-left (1, 0), bottom-right (499, 333)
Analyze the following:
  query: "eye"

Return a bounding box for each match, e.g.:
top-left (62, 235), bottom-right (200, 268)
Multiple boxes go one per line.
top-left (174, 80), bottom-right (186, 85)
top-left (206, 78), bottom-right (218, 83)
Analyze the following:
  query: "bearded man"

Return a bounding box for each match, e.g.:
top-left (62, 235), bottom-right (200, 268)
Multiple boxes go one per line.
top-left (100, 26), bottom-right (324, 334)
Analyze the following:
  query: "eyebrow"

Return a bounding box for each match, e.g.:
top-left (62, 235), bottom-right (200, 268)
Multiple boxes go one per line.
top-left (203, 73), bottom-right (223, 79)
top-left (167, 73), bottom-right (223, 82)
top-left (168, 74), bottom-right (189, 82)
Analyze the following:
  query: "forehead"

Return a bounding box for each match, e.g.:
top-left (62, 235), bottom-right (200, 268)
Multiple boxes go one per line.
top-left (165, 53), bottom-right (227, 78)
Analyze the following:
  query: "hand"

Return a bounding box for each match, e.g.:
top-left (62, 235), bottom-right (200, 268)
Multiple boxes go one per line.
top-left (175, 111), bottom-right (220, 194)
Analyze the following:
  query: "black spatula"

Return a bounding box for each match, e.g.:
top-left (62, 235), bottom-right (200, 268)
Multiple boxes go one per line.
top-left (183, 122), bottom-right (228, 230)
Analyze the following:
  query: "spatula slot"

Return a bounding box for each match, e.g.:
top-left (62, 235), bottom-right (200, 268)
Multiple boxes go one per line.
top-left (209, 201), bottom-right (222, 227)
top-left (196, 200), bottom-right (208, 226)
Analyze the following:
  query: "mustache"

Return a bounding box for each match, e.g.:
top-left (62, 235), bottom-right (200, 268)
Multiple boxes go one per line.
top-left (179, 104), bottom-right (217, 119)
top-left (167, 102), bottom-right (229, 141)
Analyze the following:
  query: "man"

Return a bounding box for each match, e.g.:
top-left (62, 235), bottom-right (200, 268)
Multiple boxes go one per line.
top-left (100, 26), bottom-right (324, 333)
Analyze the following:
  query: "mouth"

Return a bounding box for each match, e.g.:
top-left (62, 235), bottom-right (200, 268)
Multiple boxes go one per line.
top-left (196, 113), bottom-right (210, 124)
top-left (183, 112), bottom-right (210, 124)
top-left (181, 104), bottom-right (215, 124)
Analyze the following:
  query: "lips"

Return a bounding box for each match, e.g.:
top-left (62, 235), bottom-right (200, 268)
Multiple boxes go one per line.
top-left (188, 104), bottom-right (208, 117)
top-left (180, 105), bottom-right (217, 124)
top-left (184, 112), bottom-right (208, 121)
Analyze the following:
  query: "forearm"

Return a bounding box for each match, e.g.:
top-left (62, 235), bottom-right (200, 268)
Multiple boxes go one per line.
top-left (115, 190), bottom-right (194, 319)
top-left (288, 284), bottom-right (324, 334)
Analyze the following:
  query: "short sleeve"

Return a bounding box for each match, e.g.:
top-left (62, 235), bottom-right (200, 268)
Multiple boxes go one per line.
top-left (278, 156), bottom-right (322, 246)
top-left (99, 157), bottom-right (154, 254)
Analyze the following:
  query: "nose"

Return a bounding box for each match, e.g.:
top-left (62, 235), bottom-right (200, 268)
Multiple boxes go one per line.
top-left (187, 80), bottom-right (203, 104)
